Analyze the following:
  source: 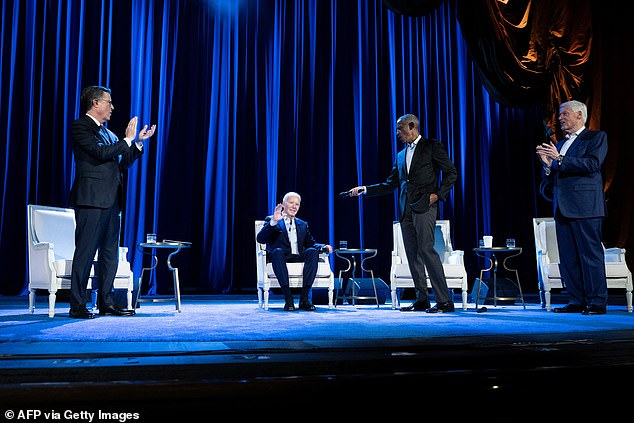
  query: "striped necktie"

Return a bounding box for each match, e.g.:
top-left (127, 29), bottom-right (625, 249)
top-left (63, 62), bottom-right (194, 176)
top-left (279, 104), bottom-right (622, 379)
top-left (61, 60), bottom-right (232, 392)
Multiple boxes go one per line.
top-left (100, 125), bottom-right (113, 145)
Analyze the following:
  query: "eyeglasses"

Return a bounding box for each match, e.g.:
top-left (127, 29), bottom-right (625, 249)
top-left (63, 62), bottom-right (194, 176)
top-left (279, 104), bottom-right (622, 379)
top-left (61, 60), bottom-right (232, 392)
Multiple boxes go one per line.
top-left (96, 98), bottom-right (113, 105)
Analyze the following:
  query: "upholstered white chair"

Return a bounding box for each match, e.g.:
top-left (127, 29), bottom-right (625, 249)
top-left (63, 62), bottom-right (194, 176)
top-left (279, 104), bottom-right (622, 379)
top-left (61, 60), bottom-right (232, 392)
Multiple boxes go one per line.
top-left (532, 217), bottom-right (633, 312)
top-left (255, 220), bottom-right (335, 310)
top-left (27, 204), bottom-right (134, 317)
top-left (390, 220), bottom-right (469, 309)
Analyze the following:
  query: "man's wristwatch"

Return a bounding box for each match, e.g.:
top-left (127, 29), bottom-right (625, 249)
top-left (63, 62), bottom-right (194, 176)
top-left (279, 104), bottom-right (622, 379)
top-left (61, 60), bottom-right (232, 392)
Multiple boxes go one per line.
top-left (556, 155), bottom-right (563, 166)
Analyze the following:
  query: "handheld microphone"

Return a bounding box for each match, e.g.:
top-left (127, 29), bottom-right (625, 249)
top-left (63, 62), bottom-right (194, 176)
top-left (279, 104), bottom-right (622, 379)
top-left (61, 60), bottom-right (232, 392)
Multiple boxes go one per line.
top-left (339, 191), bottom-right (351, 199)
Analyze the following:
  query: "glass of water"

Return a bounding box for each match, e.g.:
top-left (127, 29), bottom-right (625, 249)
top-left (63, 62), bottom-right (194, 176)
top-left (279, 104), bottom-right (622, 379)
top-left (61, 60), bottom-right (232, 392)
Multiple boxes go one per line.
top-left (505, 238), bottom-right (516, 248)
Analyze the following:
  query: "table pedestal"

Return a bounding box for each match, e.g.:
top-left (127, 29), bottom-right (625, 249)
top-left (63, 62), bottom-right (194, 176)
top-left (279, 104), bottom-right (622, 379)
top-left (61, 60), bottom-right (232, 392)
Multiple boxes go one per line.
top-left (136, 242), bottom-right (191, 312)
top-left (334, 248), bottom-right (379, 308)
top-left (473, 247), bottom-right (525, 310)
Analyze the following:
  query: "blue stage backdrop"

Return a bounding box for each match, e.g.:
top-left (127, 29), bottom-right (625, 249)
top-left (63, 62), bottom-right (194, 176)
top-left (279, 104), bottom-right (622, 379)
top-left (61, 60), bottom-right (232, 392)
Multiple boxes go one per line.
top-left (1, 0), bottom-right (631, 297)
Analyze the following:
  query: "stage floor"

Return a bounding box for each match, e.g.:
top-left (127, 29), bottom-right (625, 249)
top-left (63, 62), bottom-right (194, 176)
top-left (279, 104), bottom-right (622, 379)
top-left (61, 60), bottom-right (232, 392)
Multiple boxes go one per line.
top-left (1, 293), bottom-right (633, 419)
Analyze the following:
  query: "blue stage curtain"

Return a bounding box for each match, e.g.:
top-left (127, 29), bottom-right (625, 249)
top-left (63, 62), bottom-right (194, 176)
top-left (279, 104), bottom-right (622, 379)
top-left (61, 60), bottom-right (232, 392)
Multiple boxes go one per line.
top-left (2, 0), bottom-right (608, 297)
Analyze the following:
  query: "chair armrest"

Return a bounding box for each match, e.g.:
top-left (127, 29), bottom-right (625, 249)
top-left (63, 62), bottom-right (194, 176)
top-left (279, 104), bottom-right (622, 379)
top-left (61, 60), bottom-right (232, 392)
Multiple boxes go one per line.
top-left (447, 250), bottom-right (464, 265)
top-left (28, 242), bottom-right (56, 280)
top-left (604, 248), bottom-right (626, 263)
top-left (319, 253), bottom-right (332, 266)
top-left (32, 241), bottom-right (53, 252)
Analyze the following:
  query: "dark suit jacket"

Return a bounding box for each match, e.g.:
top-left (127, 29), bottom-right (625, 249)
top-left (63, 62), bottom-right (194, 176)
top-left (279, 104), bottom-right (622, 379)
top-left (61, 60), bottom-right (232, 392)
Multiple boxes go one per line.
top-left (365, 137), bottom-right (457, 219)
top-left (68, 115), bottom-right (143, 209)
top-left (256, 216), bottom-right (324, 255)
top-left (543, 129), bottom-right (607, 219)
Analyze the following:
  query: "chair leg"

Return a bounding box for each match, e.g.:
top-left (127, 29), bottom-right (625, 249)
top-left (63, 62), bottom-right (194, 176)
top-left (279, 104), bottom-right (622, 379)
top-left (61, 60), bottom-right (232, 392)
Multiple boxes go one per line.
top-left (461, 289), bottom-right (468, 310)
top-left (263, 288), bottom-right (270, 310)
top-left (327, 287), bottom-right (334, 309)
top-left (257, 288), bottom-right (263, 308)
top-left (28, 289), bottom-right (35, 314)
top-left (545, 290), bottom-right (552, 311)
top-left (126, 288), bottom-right (133, 311)
top-left (391, 288), bottom-right (399, 309)
top-left (47, 291), bottom-right (56, 318)
top-left (539, 288), bottom-right (546, 309)
top-left (626, 289), bottom-right (633, 312)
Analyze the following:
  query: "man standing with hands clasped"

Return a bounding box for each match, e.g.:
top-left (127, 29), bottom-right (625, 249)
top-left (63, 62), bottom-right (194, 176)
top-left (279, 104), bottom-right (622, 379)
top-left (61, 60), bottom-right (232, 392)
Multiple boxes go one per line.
top-left (345, 113), bottom-right (457, 313)
top-left (536, 100), bottom-right (608, 315)
top-left (68, 85), bottom-right (156, 319)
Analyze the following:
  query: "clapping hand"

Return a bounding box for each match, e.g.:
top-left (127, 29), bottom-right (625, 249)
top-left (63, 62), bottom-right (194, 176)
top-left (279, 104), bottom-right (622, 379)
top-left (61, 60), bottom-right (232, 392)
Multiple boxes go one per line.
top-left (536, 141), bottom-right (558, 166)
top-left (138, 124), bottom-right (156, 140)
top-left (125, 116), bottom-right (157, 143)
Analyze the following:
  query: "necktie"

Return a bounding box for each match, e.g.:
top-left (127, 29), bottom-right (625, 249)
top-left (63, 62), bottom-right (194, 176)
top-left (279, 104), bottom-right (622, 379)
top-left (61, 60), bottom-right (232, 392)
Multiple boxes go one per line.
top-left (100, 125), bottom-right (113, 145)
top-left (287, 219), bottom-right (299, 254)
top-left (100, 125), bottom-right (122, 163)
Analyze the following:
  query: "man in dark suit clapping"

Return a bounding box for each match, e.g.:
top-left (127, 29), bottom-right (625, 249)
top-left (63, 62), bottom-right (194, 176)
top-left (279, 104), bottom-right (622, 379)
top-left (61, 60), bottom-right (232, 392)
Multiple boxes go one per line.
top-left (536, 100), bottom-right (608, 315)
top-left (68, 85), bottom-right (156, 319)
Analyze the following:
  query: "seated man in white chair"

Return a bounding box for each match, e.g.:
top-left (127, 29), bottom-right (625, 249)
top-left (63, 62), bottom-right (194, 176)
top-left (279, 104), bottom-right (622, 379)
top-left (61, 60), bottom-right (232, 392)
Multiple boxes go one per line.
top-left (256, 192), bottom-right (333, 311)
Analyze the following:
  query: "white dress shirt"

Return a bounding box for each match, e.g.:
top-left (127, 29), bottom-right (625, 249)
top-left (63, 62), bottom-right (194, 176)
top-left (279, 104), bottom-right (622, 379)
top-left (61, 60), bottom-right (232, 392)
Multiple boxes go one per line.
top-left (406, 135), bottom-right (421, 172)
top-left (284, 217), bottom-right (299, 255)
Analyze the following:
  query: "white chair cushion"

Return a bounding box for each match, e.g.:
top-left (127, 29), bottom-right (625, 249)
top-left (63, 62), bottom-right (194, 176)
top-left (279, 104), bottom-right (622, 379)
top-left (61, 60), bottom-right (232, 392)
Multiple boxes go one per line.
top-left (606, 262), bottom-right (629, 278)
top-left (266, 261), bottom-right (332, 278)
top-left (392, 263), bottom-right (411, 279)
top-left (53, 259), bottom-right (132, 279)
top-left (545, 263), bottom-right (560, 278)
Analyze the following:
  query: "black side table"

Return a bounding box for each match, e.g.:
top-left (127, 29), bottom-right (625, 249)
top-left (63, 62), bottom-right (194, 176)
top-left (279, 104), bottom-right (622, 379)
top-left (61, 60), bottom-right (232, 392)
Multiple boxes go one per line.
top-left (136, 241), bottom-right (191, 312)
top-left (334, 248), bottom-right (379, 307)
top-left (473, 247), bottom-right (525, 310)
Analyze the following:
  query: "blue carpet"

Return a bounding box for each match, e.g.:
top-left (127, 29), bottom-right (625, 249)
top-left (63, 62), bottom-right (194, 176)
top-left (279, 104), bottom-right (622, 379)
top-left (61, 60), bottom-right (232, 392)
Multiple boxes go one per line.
top-left (1, 296), bottom-right (632, 343)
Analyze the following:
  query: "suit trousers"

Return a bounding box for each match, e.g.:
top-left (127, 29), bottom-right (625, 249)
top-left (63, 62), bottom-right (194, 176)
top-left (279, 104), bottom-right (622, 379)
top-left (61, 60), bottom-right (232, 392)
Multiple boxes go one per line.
top-left (70, 205), bottom-right (121, 310)
top-left (555, 213), bottom-right (608, 307)
top-left (269, 247), bottom-right (319, 298)
top-left (400, 203), bottom-right (451, 304)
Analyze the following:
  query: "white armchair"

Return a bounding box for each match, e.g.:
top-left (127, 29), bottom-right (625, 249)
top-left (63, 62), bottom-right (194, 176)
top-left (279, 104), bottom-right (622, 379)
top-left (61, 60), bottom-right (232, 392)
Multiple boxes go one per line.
top-left (27, 204), bottom-right (134, 317)
top-left (532, 217), bottom-right (633, 312)
top-left (390, 220), bottom-right (468, 309)
top-left (255, 220), bottom-right (335, 310)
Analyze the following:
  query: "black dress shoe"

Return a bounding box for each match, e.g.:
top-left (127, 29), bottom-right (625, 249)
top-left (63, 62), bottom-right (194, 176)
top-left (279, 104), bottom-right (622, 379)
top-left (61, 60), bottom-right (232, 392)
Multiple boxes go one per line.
top-left (98, 306), bottom-right (136, 316)
top-left (69, 308), bottom-right (95, 319)
top-left (426, 302), bottom-right (455, 313)
top-left (582, 305), bottom-right (606, 315)
top-left (400, 300), bottom-right (431, 312)
top-left (283, 298), bottom-right (296, 311)
top-left (299, 300), bottom-right (317, 311)
top-left (553, 304), bottom-right (585, 313)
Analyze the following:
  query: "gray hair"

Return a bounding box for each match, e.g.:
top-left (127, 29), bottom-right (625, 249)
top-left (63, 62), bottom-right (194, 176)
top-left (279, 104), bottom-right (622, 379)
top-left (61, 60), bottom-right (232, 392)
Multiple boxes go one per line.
top-left (561, 100), bottom-right (587, 124)
top-left (283, 192), bottom-right (301, 204)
